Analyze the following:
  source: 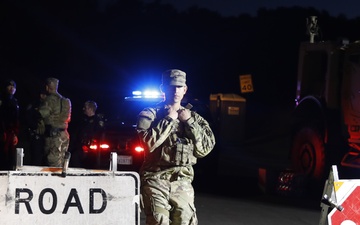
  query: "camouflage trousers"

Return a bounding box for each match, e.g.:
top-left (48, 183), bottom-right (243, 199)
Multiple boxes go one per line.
top-left (44, 130), bottom-right (69, 167)
top-left (141, 177), bottom-right (197, 225)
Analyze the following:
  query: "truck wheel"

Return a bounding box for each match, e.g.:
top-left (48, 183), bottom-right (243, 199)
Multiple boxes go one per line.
top-left (291, 127), bottom-right (325, 180)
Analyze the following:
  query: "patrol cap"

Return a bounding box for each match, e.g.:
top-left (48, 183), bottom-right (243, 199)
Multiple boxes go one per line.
top-left (45, 77), bottom-right (59, 90)
top-left (46, 77), bottom-right (59, 86)
top-left (5, 79), bottom-right (16, 88)
top-left (162, 69), bottom-right (186, 86)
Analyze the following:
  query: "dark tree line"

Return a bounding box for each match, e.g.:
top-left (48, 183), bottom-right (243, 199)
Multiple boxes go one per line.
top-left (1, 0), bottom-right (360, 119)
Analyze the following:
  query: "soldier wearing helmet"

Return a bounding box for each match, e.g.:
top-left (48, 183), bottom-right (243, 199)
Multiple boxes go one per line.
top-left (136, 69), bottom-right (215, 225)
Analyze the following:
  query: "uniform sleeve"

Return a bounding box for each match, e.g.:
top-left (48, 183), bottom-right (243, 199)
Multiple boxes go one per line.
top-left (59, 98), bottom-right (71, 125)
top-left (38, 96), bottom-right (71, 128)
top-left (184, 112), bottom-right (216, 158)
top-left (38, 98), bottom-right (52, 119)
top-left (136, 107), bottom-right (177, 153)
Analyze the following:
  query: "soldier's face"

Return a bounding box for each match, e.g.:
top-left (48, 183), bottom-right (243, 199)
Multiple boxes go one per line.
top-left (6, 85), bottom-right (16, 95)
top-left (163, 85), bottom-right (187, 104)
top-left (83, 104), bottom-right (93, 116)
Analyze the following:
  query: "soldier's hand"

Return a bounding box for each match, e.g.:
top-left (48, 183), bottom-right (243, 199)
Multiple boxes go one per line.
top-left (178, 109), bottom-right (191, 122)
top-left (13, 135), bottom-right (18, 146)
top-left (36, 120), bottom-right (45, 135)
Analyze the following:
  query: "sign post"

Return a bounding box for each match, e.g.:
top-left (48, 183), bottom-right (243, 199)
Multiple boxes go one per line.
top-left (0, 167), bottom-right (140, 225)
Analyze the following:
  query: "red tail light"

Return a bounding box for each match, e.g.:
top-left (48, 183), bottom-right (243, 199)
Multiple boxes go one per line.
top-left (134, 145), bottom-right (144, 153)
top-left (89, 144), bottom-right (98, 150)
top-left (83, 138), bottom-right (144, 154)
top-left (82, 139), bottom-right (110, 153)
top-left (82, 145), bottom-right (90, 153)
top-left (99, 143), bottom-right (110, 149)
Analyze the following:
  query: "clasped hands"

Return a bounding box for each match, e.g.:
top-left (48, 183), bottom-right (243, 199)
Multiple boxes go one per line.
top-left (167, 107), bottom-right (191, 122)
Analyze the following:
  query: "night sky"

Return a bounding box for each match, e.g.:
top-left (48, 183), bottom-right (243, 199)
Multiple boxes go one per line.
top-left (1, 0), bottom-right (360, 121)
top-left (155, 0), bottom-right (360, 18)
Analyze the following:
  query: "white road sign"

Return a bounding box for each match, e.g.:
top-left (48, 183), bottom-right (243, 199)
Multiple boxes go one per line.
top-left (0, 167), bottom-right (140, 225)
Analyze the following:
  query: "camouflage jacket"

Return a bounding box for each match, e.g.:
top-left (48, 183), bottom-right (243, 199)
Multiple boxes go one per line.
top-left (136, 103), bottom-right (215, 178)
top-left (38, 92), bottom-right (71, 129)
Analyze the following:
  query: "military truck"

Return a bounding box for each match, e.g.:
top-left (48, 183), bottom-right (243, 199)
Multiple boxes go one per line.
top-left (291, 16), bottom-right (360, 183)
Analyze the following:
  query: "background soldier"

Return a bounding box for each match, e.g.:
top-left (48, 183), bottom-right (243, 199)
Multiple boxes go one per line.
top-left (25, 89), bottom-right (47, 166)
top-left (38, 77), bottom-right (71, 167)
top-left (0, 79), bottom-right (19, 170)
top-left (69, 100), bottom-right (105, 168)
top-left (136, 69), bottom-right (216, 224)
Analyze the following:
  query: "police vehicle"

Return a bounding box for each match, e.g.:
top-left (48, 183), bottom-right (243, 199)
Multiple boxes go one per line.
top-left (81, 90), bottom-right (164, 171)
top-left (81, 89), bottom-right (214, 173)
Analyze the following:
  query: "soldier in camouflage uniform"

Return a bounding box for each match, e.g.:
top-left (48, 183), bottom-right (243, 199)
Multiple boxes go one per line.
top-left (38, 78), bottom-right (71, 167)
top-left (136, 69), bottom-right (215, 225)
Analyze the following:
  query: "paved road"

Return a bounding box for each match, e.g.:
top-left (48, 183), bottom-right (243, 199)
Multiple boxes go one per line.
top-left (195, 193), bottom-right (320, 225)
top-left (140, 173), bottom-right (322, 225)
top-left (194, 174), bottom-right (321, 225)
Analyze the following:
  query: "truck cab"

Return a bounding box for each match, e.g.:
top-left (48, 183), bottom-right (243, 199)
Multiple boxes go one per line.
top-left (291, 17), bottom-right (360, 182)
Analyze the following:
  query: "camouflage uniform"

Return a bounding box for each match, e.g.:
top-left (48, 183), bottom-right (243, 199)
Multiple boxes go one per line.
top-left (136, 69), bottom-right (215, 225)
top-left (38, 78), bottom-right (71, 167)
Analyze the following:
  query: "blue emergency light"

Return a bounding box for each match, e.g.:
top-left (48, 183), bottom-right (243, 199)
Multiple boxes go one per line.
top-left (130, 90), bottom-right (163, 99)
top-left (125, 89), bottom-right (164, 100)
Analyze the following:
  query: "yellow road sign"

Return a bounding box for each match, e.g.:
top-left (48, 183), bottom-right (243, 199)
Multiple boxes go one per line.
top-left (239, 74), bottom-right (254, 93)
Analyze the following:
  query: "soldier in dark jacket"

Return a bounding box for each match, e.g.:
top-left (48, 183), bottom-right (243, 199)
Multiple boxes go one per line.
top-left (0, 79), bottom-right (19, 170)
top-left (136, 69), bottom-right (216, 225)
top-left (25, 89), bottom-right (47, 166)
top-left (69, 100), bottom-right (105, 168)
